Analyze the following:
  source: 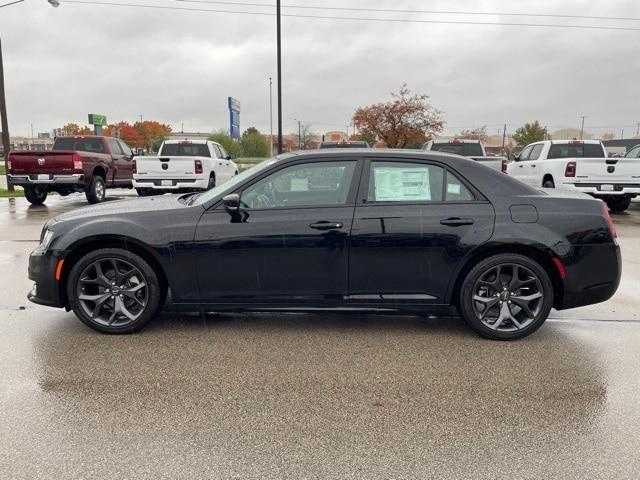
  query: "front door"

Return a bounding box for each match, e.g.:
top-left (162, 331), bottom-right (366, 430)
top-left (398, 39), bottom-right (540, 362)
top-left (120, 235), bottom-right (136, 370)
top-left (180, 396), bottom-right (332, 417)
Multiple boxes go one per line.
top-left (349, 159), bottom-right (495, 306)
top-left (194, 158), bottom-right (361, 304)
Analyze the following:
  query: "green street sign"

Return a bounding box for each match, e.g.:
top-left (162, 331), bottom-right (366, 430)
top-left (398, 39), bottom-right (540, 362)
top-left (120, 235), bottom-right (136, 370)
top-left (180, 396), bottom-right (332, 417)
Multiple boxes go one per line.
top-left (88, 114), bottom-right (107, 126)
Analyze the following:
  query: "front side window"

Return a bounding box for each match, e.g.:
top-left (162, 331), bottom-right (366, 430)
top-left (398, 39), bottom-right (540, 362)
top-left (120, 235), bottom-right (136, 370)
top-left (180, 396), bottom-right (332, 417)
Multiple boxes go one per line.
top-left (517, 145), bottom-right (533, 162)
top-left (367, 162), bottom-right (444, 202)
top-left (107, 138), bottom-right (123, 155)
top-left (240, 161), bottom-right (356, 209)
top-left (625, 146), bottom-right (640, 158)
top-left (118, 141), bottom-right (133, 157)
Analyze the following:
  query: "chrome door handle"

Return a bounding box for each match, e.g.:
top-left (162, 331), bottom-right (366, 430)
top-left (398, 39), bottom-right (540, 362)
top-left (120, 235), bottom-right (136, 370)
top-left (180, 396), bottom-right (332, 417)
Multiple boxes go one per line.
top-left (310, 221), bottom-right (343, 230)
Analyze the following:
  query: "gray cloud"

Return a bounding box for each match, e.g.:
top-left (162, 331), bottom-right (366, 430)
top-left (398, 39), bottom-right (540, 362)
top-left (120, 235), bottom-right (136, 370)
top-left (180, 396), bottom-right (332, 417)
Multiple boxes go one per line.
top-left (1, 0), bottom-right (640, 138)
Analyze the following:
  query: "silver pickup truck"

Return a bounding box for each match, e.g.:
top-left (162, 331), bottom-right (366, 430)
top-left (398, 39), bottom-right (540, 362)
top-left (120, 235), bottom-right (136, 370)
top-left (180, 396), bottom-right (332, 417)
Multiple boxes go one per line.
top-left (423, 138), bottom-right (507, 173)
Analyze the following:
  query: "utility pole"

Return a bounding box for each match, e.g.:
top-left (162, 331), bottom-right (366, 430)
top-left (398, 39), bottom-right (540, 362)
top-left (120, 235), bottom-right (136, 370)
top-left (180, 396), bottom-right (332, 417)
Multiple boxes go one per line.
top-left (0, 36), bottom-right (13, 191)
top-left (269, 76), bottom-right (273, 157)
top-left (139, 114), bottom-right (143, 124)
top-left (579, 116), bottom-right (585, 140)
top-left (276, 0), bottom-right (283, 153)
top-left (295, 119), bottom-right (301, 149)
top-left (621, 129), bottom-right (624, 140)
top-left (636, 122), bottom-right (640, 137)
top-left (501, 123), bottom-right (507, 149)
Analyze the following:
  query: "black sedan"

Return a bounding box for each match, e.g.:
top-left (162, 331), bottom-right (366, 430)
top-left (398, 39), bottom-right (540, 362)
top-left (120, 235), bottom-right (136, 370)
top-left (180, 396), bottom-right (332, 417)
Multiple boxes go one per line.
top-left (28, 150), bottom-right (621, 339)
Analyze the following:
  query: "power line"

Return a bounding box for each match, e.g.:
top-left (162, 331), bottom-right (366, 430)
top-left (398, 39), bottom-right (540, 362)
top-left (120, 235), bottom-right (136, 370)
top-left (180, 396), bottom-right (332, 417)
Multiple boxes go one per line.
top-left (178, 0), bottom-right (640, 23)
top-left (63, 1), bottom-right (640, 32)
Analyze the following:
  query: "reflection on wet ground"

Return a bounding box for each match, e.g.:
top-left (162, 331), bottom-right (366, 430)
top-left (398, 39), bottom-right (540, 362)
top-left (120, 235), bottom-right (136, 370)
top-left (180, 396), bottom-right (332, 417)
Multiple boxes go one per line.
top-left (0, 195), bottom-right (639, 478)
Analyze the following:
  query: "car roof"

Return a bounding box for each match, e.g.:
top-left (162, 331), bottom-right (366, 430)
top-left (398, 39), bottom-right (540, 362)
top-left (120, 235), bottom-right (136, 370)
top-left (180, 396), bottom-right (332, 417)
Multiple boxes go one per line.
top-left (430, 138), bottom-right (481, 144)
top-left (164, 139), bottom-right (209, 144)
top-left (278, 148), bottom-right (473, 164)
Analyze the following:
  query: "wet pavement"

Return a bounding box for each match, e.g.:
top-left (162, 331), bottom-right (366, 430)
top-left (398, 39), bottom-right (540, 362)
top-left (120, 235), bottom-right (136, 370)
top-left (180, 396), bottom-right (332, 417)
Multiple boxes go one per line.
top-left (1, 191), bottom-right (639, 479)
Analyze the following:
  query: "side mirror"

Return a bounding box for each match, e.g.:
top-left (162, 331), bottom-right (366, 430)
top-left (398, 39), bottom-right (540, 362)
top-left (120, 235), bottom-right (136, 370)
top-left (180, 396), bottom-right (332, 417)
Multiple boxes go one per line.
top-left (512, 153), bottom-right (520, 162)
top-left (226, 155), bottom-right (234, 160)
top-left (222, 193), bottom-right (240, 211)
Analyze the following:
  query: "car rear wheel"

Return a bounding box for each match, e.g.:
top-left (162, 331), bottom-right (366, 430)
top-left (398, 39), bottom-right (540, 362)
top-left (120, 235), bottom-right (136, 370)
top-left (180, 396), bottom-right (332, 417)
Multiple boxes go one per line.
top-left (542, 179), bottom-right (555, 188)
top-left (67, 248), bottom-right (162, 334)
top-left (24, 185), bottom-right (48, 205)
top-left (85, 175), bottom-right (106, 204)
top-left (459, 254), bottom-right (553, 340)
top-left (207, 174), bottom-right (216, 190)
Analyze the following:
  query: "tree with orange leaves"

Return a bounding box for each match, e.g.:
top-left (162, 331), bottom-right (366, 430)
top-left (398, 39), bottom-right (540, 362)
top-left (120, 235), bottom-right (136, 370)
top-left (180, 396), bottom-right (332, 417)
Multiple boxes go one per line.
top-left (135, 120), bottom-right (172, 151)
top-left (63, 123), bottom-right (93, 136)
top-left (352, 84), bottom-right (444, 149)
top-left (103, 122), bottom-right (145, 149)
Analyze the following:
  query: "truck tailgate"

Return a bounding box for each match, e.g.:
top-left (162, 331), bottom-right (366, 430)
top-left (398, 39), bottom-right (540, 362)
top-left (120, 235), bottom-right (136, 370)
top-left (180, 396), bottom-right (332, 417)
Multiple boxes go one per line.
top-left (135, 156), bottom-right (200, 176)
top-left (9, 151), bottom-right (75, 174)
top-left (570, 157), bottom-right (640, 183)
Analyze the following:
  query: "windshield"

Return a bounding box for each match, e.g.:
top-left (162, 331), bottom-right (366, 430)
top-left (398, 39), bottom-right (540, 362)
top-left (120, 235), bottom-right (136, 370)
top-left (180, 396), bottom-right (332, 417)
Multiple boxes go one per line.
top-left (160, 143), bottom-right (211, 157)
top-left (191, 157), bottom-right (282, 206)
top-left (429, 142), bottom-right (484, 157)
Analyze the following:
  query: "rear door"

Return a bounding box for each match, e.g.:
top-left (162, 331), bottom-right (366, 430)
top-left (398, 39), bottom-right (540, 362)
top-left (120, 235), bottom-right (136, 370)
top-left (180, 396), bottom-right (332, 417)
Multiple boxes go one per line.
top-left (106, 138), bottom-right (128, 183)
top-left (349, 158), bottom-right (495, 306)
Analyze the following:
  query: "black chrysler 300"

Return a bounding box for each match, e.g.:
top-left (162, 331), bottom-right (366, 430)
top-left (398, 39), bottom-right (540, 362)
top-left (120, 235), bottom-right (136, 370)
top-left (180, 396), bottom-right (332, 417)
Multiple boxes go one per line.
top-left (28, 150), bottom-right (621, 339)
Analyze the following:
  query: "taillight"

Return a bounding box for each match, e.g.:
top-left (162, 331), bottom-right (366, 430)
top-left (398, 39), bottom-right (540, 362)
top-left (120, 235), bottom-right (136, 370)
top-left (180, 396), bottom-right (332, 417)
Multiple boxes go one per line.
top-left (194, 160), bottom-right (203, 174)
top-left (603, 202), bottom-right (617, 239)
top-left (501, 158), bottom-right (507, 173)
top-left (564, 161), bottom-right (576, 177)
top-left (72, 153), bottom-right (83, 171)
top-left (132, 159), bottom-right (137, 174)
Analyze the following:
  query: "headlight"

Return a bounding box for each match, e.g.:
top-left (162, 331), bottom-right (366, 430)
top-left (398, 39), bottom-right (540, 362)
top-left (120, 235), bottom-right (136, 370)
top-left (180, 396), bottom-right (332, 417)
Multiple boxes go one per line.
top-left (34, 229), bottom-right (55, 254)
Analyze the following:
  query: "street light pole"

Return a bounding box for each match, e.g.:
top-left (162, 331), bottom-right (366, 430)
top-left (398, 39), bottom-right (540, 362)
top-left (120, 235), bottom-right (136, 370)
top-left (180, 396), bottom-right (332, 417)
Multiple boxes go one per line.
top-left (0, 37), bottom-right (13, 191)
top-left (579, 115), bottom-right (585, 140)
top-left (269, 76), bottom-right (273, 157)
top-left (276, 0), bottom-right (283, 154)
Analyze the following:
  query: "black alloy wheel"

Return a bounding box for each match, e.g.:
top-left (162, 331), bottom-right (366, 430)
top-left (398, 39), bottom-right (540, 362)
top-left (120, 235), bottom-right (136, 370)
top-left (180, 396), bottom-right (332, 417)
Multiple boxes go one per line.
top-left (460, 254), bottom-right (553, 340)
top-left (68, 248), bottom-right (162, 333)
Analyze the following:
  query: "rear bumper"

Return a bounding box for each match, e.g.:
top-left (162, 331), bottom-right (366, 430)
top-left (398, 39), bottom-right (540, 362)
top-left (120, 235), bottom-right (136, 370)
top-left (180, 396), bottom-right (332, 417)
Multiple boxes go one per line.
top-left (556, 242), bottom-right (621, 310)
top-left (9, 174), bottom-right (84, 185)
top-left (563, 182), bottom-right (640, 196)
top-left (133, 176), bottom-right (208, 190)
top-left (27, 251), bottom-right (64, 308)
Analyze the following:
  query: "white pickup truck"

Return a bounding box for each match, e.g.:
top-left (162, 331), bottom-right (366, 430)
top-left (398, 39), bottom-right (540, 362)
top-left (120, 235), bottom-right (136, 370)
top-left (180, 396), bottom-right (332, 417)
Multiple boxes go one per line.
top-left (133, 139), bottom-right (238, 196)
top-left (506, 139), bottom-right (640, 212)
top-left (423, 138), bottom-right (507, 173)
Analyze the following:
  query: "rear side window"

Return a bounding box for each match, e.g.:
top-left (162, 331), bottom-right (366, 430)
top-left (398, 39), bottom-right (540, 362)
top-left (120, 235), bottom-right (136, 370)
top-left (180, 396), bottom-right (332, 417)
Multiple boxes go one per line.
top-left (528, 144), bottom-right (543, 161)
top-left (53, 138), bottom-right (105, 154)
top-left (547, 143), bottom-right (605, 159)
top-left (368, 162), bottom-right (445, 202)
top-left (445, 171), bottom-right (474, 201)
top-left (429, 142), bottom-right (484, 157)
top-left (159, 143), bottom-right (211, 157)
top-left (106, 138), bottom-right (123, 155)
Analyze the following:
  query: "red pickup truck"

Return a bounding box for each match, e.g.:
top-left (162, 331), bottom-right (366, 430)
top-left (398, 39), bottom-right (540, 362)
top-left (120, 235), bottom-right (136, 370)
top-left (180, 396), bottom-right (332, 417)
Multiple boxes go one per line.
top-left (7, 136), bottom-right (135, 205)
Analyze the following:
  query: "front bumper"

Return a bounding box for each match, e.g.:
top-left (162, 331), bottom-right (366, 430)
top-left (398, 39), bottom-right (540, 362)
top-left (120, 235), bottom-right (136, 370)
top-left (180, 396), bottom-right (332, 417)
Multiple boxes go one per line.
top-left (27, 251), bottom-right (64, 308)
top-left (9, 174), bottom-right (84, 185)
top-left (133, 176), bottom-right (207, 190)
top-left (563, 182), bottom-right (640, 196)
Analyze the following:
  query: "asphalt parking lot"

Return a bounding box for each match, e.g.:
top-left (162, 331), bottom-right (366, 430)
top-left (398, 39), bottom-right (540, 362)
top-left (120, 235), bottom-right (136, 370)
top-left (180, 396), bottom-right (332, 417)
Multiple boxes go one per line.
top-left (1, 190), bottom-right (640, 479)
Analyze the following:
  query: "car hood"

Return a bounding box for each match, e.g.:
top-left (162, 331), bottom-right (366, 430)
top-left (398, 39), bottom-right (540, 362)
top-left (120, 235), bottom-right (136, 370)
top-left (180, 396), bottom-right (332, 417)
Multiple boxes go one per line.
top-left (47, 194), bottom-right (197, 226)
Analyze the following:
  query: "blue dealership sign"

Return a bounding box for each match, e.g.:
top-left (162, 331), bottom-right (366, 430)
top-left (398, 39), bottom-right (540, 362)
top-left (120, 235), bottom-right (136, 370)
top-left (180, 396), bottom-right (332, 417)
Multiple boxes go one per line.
top-left (228, 97), bottom-right (241, 139)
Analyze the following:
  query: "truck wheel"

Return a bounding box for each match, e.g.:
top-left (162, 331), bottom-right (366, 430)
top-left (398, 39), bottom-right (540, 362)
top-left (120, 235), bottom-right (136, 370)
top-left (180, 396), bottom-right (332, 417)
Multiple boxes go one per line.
top-left (24, 186), bottom-right (48, 205)
top-left (207, 174), bottom-right (216, 190)
top-left (85, 176), bottom-right (106, 204)
top-left (606, 196), bottom-right (631, 213)
top-left (542, 178), bottom-right (555, 188)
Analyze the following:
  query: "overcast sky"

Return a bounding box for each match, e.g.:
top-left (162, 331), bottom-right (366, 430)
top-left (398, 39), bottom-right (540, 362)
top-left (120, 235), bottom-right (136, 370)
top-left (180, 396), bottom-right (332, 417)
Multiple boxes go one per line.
top-left (1, 0), bottom-right (640, 138)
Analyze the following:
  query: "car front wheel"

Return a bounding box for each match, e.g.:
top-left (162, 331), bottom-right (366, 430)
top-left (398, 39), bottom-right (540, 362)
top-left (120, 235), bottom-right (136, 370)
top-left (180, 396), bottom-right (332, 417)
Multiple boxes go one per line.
top-left (459, 254), bottom-right (553, 340)
top-left (67, 248), bottom-right (162, 334)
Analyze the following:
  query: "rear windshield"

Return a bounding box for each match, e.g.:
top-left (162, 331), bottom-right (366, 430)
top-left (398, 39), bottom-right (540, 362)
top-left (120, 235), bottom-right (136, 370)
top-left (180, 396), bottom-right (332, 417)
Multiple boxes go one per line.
top-left (319, 142), bottom-right (369, 149)
top-left (159, 143), bottom-right (211, 157)
top-left (429, 142), bottom-right (484, 157)
top-left (52, 137), bottom-right (105, 153)
top-left (547, 143), bottom-right (605, 159)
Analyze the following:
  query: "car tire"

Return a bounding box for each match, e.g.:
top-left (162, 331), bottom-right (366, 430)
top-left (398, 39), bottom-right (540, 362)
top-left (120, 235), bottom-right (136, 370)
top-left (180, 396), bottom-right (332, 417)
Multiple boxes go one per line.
top-left (136, 188), bottom-right (153, 197)
top-left (459, 253), bottom-right (554, 340)
top-left (67, 248), bottom-right (162, 334)
top-left (85, 175), bottom-right (106, 204)
top-left (207, 174), bottom-right (216, 190)
top-left (606, 196), bottom-right (631, 213)
top-left (24, 185), bottom-right (48, 205)
top-left (542, 179), bottom-right (555, 188)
